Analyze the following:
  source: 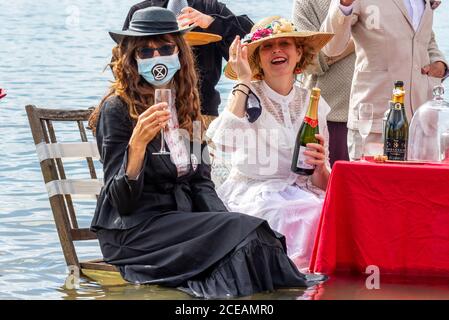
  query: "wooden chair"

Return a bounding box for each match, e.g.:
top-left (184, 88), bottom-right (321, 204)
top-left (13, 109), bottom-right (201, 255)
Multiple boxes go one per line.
top-left (25, 105), bottom-right (127, 286)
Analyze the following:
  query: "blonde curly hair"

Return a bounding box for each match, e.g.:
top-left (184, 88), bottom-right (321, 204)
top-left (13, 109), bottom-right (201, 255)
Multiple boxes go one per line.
top-left (250, 37), bottom-right (316, 80)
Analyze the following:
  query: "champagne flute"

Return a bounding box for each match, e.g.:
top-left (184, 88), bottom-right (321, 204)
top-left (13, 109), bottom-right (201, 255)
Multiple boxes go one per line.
top-left (358, 103), bottom-right (373, 161)
top-left (167, 0), bottom-right (188, 16)
top-left (168, 0), bottom-right (190, 27)
top-left (153, 89), bottom-right (171, 156)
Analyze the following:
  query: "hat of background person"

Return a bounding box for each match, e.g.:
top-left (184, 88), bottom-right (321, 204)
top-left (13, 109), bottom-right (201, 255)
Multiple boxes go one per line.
top-left (224, 16), bottom-right (334, 80)
top-left (109, 7), bottom-right (195, 44)
top-left (184, 31), bottom-right (222, 46)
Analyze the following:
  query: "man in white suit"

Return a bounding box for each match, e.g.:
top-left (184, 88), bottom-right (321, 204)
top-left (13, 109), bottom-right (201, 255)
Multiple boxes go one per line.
top-left (321, 0), bottom-right (448, 160)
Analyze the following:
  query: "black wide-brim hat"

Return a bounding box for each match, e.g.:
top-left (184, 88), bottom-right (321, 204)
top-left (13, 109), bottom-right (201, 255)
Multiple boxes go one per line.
top-left (109, 7), bottom-right (195, 44)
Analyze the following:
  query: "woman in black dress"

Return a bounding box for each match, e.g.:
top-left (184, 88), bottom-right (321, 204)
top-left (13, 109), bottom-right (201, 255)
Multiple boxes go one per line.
top-left (88, 7), bottom-right (326, 298)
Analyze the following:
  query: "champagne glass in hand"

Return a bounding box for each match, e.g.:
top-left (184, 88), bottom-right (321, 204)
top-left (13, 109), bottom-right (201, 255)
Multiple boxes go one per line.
top-left (358, 103), bottom-right (373, 161)
top-left (153, 89), bottom-right (171, 156)
top-left (167, 0), bottom-right (188, 17)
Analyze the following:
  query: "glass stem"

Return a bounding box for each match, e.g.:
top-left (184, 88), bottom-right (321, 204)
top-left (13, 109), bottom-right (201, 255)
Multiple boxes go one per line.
top-left (160, 129), bottom-right (165, 152)
top-left (361, 137), bottom-right (365, 161)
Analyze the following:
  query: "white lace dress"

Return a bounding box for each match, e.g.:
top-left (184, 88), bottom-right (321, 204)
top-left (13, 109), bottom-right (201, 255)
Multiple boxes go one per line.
top-left (206, 80), bottom-right (331, 269)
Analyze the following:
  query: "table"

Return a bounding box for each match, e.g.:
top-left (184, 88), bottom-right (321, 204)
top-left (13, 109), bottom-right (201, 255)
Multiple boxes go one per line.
top-left (309, 160), bottom-right (449, 277)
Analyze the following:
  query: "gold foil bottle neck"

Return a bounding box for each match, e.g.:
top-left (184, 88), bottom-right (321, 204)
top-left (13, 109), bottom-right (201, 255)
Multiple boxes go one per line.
top-left (311, 87), bottom-right (321, 99)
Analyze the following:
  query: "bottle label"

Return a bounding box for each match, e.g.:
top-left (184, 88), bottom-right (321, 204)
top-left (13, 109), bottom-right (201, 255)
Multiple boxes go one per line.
top-left (385, 139), bottom-right (407, 161)
top-left (304, 116), bottom-right (318, 128)
top-left (296, 146), bottom-right (314, 169)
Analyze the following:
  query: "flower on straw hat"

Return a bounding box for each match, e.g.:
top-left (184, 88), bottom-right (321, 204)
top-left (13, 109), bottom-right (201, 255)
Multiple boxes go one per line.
top-left (242, 18), bottom-right (297, 44)
top-left (272, 18), bottom-right (296, 33)
top-left (248, 28), bottom-right (273, 42)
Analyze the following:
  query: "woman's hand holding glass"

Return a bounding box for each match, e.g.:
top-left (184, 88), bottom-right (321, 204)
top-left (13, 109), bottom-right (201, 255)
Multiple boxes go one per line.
top-left (177, 7), bottom-right (214, 29)
top-left (129, 103), bottom-right (171, 150)
top-left (126, 103), bottom-right (170, 179)
top-left (229, 36), bottom-right (252, 82)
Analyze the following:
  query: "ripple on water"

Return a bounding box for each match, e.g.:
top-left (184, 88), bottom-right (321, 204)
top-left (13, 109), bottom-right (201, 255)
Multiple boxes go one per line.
top-left (0, 0), bottom-right (448, 300)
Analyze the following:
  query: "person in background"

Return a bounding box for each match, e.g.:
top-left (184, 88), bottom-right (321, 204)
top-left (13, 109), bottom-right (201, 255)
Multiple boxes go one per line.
top-left (321, 0), bottom-right (448, 160)
top-left (123, 0), bottom-right (253, 128)
top-left (207, 16), bottom-right (334, 269)
top-left (293, 0), bottom-right (355, 166)
top-left (89, 7), bottom-right (326, 299)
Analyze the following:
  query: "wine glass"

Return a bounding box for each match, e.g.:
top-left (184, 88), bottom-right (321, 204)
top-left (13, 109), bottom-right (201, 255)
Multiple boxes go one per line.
top-left (169, 0), bottom-right (190, 27)
top-left (167, 0), bottom-right (188, 16)
top-left (358, 103), bottom-right (373, 161)
top-left (153, 89), bottom-right (171, 156)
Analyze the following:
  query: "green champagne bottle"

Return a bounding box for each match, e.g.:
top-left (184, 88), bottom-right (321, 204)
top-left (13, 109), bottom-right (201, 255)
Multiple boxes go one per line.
top-left (384, 83), bottom-right (409, 161)
top-left (291, 88), bottom-right (320, 175)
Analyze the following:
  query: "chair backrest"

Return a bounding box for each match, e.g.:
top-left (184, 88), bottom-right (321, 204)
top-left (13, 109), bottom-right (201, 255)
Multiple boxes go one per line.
top-left (25, 105), bottom-right (104, 269)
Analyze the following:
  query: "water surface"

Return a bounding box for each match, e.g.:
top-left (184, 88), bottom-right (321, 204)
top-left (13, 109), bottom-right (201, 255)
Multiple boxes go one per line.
top-left (0, 0), bottom-right (448, 300)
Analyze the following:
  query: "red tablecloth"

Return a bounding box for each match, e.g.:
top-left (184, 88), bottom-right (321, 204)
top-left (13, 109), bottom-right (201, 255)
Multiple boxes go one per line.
top-left (309, 160), bottom-right (449, 277)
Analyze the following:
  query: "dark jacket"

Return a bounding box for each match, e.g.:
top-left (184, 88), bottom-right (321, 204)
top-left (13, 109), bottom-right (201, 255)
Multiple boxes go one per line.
top-left (122, 0), bottom-right (253, 116)
top-left (90, 95), bottom-right (227, 231)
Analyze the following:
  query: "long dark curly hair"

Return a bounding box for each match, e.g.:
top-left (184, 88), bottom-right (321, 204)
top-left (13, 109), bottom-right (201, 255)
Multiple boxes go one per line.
top-left (88, 33), bottom-right (204, 139)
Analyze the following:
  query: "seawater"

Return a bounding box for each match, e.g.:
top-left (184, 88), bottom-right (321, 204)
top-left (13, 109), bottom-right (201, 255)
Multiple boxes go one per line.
top-left (0, 0), bottom-right (448, 300)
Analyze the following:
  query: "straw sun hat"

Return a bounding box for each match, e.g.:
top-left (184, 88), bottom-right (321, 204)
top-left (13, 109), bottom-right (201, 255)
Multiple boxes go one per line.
top-left (224, 16), bottom-right (334, 80)
top-left (184, 32), bottom-right (222, 46)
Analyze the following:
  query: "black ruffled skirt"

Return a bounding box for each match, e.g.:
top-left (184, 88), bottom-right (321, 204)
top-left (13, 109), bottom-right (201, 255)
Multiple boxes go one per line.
top-left (97, 211), bottom-right (326, 299)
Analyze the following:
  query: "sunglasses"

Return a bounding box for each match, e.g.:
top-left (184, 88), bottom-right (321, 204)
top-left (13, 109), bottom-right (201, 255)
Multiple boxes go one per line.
top-left (136, 44), bottom-right (177, 59)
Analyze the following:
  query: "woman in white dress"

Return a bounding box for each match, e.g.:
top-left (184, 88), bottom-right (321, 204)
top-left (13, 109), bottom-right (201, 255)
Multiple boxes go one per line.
top-left (207, 16), bottom-right (334, 269)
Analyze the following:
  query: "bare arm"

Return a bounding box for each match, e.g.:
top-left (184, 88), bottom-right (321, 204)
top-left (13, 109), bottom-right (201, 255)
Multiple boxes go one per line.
top-left (227, 36), bottom-right (252, 118)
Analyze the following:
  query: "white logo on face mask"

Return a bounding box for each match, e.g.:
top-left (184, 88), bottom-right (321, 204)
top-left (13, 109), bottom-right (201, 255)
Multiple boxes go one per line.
top-left (152, 64), bottom-right (168, 80)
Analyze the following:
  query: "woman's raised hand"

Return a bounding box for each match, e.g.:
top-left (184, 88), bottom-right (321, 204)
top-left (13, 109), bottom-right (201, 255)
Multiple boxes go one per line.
top-left (129, 103), bottom-right (171, 150)
top-left (229, 36), bottom-right (252, 82)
